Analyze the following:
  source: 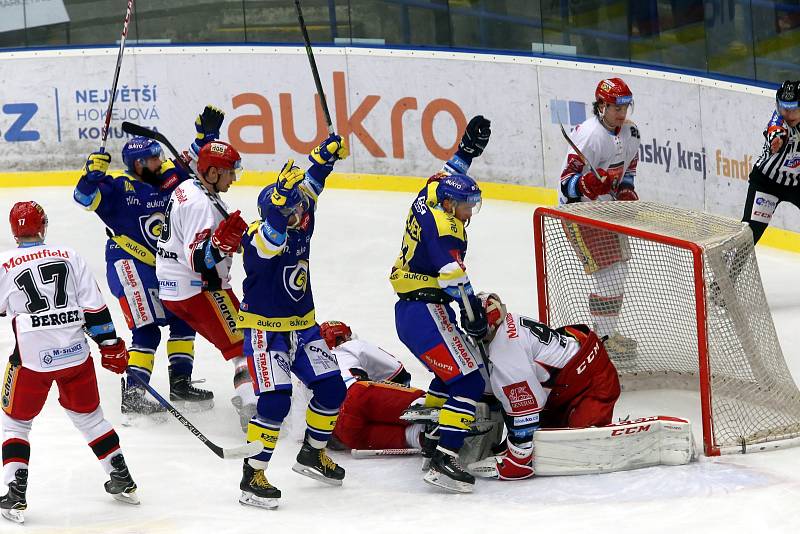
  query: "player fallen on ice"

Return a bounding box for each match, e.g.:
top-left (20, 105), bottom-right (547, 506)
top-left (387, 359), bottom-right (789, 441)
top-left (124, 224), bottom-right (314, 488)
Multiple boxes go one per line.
top-left (155, 137), bottom-right (257, 429)
top-left (466, 292), bottom-right (620, 480)
top-left (73, 106), bottom-right (226, 418)
top-left (741, 80), bottom-right (800, 245)
top-left (236, 134), bottom-right (349, 509)
top-left (0, 202), bottom-right (139, 524)
top-left (390, 115), bottom-right (492, 493)
top-left (558, 78), bottom-right (641, 362)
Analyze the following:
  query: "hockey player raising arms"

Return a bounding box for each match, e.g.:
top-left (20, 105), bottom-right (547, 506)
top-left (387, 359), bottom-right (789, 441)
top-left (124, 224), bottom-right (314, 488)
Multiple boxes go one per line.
top-left (155, 139), bottom-right (254, 426)
top-left (235, 134), bottom-right (348, 509)
top-left (73, 106), bottom-right (225, 417)
top-left (0, 202), bottom-right (138, 524)
top-left (468, 293), bottom-right (620, 481)
top-left (558, 78), bottom-right (641, 361)
top-left (390, 115), bottom-right (491, 493)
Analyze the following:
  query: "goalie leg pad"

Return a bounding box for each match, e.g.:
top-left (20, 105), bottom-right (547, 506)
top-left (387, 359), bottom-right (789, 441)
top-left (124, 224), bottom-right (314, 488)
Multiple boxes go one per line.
top-left (533, 416), bottom-right (696, 476)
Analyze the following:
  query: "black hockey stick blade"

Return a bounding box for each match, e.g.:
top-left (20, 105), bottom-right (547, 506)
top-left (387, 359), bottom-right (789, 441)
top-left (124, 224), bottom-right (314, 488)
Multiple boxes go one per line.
top-left (127, 372), bottom-right (263, 460)
top-left (121, 121), bottom-right (231, 219)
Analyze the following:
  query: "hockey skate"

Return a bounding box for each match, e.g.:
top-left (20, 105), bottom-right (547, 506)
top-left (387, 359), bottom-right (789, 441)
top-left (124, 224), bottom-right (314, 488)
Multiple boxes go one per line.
top-left (231, 395), bottom-right (257, 433)
top-left (420, 423), bottom-right (440, 471)
top-left (0, 468), bottom-right (27, 524)
top-left (424, 448), bottom-right (475, 494)
top-left (292, 439), bottom-right (345, 486)
top-left (104, 454), bottom-right (140, 505)
top-left (604, 333), bottom-right (638, 363)
top-left (121, 378), bottom-right (168, 425)
top-left (400, 405), bottom-right (440, 423)
top-left (169, 374), bottom-right (214, 412)
top-left (239, 461), bottom-right (280, 510)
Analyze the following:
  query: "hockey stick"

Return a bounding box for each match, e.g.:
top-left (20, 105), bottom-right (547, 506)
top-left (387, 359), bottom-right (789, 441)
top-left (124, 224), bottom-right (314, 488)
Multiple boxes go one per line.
top-left (351, 448), bottom-right (421, 459)
top-left (559, 122), bottom-right (604, 183)
top-left (458, 284), bottom-right (490, 361)
top-left (100, 0), bottom-right (136, 153)
top-left (127, 372), bottom-right (263, 460)
top-left (294, 0), bottom-right (334, 135)
top-left (120, 121), bottom-right (230, 219)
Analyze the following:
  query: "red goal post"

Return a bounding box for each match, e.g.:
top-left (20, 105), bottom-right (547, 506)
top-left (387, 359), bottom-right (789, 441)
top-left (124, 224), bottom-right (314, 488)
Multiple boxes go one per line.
top-left (533, 201), bottom-right (800, 456)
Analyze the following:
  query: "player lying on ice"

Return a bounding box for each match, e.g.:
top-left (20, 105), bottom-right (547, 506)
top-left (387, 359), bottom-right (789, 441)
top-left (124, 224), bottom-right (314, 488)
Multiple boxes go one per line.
top-left (236, 134), bottom-right (349, 510)
top-left (0, 202), bottom-right (138, 524)
top-left (73, 106), bottom-right (226, 418)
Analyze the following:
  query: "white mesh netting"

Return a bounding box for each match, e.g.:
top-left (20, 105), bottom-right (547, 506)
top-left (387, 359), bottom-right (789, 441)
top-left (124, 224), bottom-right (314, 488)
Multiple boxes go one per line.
top-left (535, 201), bottom-right (800, 454)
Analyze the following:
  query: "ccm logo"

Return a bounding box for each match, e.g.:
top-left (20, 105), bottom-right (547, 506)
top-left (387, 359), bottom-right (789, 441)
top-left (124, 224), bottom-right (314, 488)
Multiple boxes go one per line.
top-left (611, 424), bottom-right (652, 436)
top-left (576, 344), bottom-right (600, 375)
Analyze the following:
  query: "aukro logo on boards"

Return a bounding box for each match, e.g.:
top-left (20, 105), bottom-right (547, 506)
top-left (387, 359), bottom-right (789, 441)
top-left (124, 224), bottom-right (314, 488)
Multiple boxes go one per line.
top-left (227, 72), bottom-right (467, 161)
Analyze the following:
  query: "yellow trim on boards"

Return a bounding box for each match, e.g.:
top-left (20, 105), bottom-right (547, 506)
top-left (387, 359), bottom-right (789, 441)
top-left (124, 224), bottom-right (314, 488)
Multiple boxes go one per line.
top-left (2, 169), bottom-right (798, 253)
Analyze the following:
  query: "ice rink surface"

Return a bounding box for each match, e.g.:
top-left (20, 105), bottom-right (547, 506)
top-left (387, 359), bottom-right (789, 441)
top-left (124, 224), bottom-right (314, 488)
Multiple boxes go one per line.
top-left (1, 186), bottom-right (800, 533)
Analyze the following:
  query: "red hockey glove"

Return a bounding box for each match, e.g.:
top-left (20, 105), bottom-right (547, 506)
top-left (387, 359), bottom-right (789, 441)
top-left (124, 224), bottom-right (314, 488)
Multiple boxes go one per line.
top-left (616, 187), bottom-right (639, 201)
top-left (578, 168), bottom-right (612, 200)
top-left (766, 125), bottom-right (788, 154)
top-left (100, 338), bottom-right (129, 374)
top-left (211, 210), bottom-right (248, 255)
top-left (496, 442), bottom-right (535, 481)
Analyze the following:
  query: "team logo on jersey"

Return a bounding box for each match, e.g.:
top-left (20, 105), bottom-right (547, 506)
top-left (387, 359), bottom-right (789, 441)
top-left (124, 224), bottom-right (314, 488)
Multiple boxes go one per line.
top-left (783, 157), bottom-right (800, 169)
top-left (502, 381), bottom-right (538, 413)
top-left (283, 260), bottom-right (309, 302)
top-left (139, 213), bottom-right (165, 247)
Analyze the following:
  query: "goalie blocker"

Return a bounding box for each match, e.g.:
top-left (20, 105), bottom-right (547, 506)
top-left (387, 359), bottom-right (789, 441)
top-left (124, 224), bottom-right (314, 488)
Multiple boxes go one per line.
top-left (469, 416), bottom-right (696, 478)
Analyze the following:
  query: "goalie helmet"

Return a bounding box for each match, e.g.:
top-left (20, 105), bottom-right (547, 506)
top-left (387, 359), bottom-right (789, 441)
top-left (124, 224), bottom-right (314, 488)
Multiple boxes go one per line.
top-left (122, 136), bottom-right (163, 172)
top-left (197, 141), bottom-right (242, 177)
top-left (776, 80), bottom-right (800, 110)
top-left (595, 78), bottom-right (633, 106)
top-left (320, 321), bottom-right (353, 349)
top-left (10, 201), bottom-right (48, 240)
top-left (478, 292), bottom-right (507, 337)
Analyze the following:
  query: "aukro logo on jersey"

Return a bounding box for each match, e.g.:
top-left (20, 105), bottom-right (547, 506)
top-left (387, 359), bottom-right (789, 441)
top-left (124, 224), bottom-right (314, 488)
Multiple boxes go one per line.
top-left (139, 213), bottom-right (165, 247)
top-left (283, 260), bottom-right (309, 302)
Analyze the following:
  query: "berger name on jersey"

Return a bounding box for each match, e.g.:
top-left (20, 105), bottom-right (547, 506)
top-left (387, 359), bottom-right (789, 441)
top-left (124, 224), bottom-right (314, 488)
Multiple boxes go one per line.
top-left (0, 245), bottom-right (106, 372)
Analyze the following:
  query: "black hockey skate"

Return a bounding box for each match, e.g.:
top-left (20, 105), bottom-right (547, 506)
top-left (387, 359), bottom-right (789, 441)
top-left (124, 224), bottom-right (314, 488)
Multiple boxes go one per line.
top-left (239, 462), bottom-right (280, 510)
top-left (424, 447), bottom-right (475, 494)
top-left (121, 378), bottom-right (168, 423)
top-left (292, 440), bottom-right (345, 485)
top-left (420, 423), bottom-right (440, 471)
top-left (0, 468), bottom-right (27, 524)
top-left (169, 374), bottom-right (214, 412)
top-left (104, 454), bottom-right (140, 505)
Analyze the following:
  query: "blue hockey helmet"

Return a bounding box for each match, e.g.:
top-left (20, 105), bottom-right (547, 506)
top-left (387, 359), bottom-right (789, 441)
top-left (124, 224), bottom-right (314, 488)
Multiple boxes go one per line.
top-left (122, 136), bottom-right (164, 172)
top-left (257, 183), bottom-right (310, 221)
top-left (436, 173), bottom-right (482, 215)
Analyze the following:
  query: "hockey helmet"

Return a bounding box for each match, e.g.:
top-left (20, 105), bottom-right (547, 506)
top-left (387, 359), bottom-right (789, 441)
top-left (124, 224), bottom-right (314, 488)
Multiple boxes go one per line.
top-left (435, 173), bottom-right (482, 214)
top-left (122, 136), bottom-right (164, 172)
top-left (197, 141), bottom-right (242, 178)
top-left (10, 201), bottom-right (47, 240)
top-left (257, 182), bottom-right (310, 220)
top-left (595, 78), bottom-right (633, 106)
top-left (776, 80), bottom-right (800, 110)
top-left (320, 321), bottom-right (353, 349)
top-left (478, 292), bottom-right (507, 337)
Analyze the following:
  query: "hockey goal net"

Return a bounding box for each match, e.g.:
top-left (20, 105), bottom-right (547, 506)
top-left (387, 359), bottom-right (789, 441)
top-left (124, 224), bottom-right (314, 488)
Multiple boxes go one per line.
top-left (533, 201), bottom-right (800, 456)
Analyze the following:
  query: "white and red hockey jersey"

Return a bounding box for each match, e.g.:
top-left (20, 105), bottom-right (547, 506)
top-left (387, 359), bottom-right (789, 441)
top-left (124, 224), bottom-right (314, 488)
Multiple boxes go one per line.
top-left (156, 179), bottom-right (232, 301)
top-left (0, 244), bottom-right (107, 372)
top-left (486, 313), bottom-right (581, 417)
top-left (333, 338), bottom-right (405, 388)
top-left (559, 115), bottom-right (641, 204)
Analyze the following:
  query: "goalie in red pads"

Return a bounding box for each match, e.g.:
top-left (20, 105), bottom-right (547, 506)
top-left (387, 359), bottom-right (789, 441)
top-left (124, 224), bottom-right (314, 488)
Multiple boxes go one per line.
top-left (471, 292), bottom-right (621, 480)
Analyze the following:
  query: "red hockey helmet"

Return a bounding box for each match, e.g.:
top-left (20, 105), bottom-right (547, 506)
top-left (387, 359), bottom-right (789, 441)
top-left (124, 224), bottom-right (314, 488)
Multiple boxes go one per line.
top-left (595, 78), bottom-right (633, 106)
top-left (197, 141), bottom-right (242, 177)
top-left (320, 321), bottom-right (353, 349)
top-left (478, 292), bottom-right (507, 337)
top-left (10, 201), bottom-right (48, 239)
